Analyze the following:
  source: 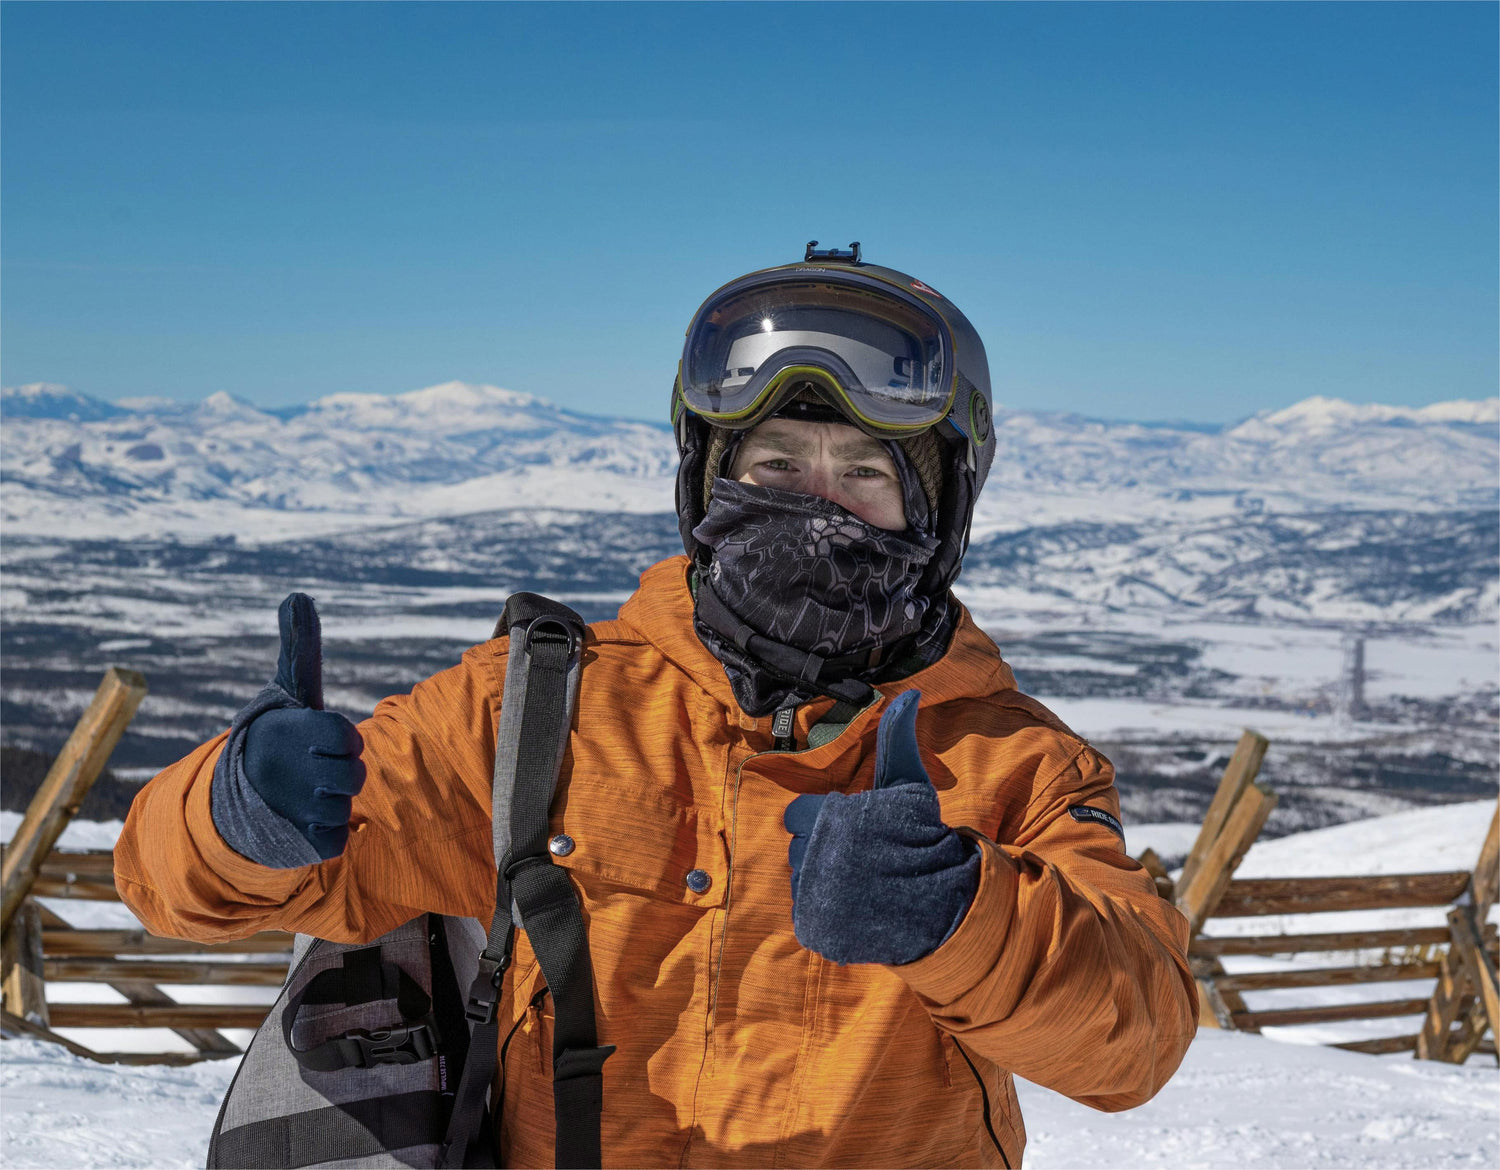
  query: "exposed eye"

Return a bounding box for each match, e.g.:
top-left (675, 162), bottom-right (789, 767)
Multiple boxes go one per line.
top-left (760, 458), bottom-right (794, 472)
top-left (848, 466), bottom-right (885, 479)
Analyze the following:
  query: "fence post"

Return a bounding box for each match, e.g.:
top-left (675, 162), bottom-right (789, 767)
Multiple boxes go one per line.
top-left (0, 668), bottom-right (148, 934)
top-left (1173, 733), bottom-right (1275, 1035)
top-left (1135, 847), bottom-right (1174, 901)
top-left (1418, 802), bottom-right (1499, 1062)
top-left (1, 900), bottom-right (49, 1026)
top-left (1177, 782), bottom-right (1279, 939)
top-left (1178, 730), bottom-right (1269, 895)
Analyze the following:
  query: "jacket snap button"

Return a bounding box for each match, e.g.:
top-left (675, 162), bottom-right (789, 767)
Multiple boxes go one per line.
top-left (548, 834), bottom-right (575, 857)
top-left (685, 869), bottom-right (712, 894)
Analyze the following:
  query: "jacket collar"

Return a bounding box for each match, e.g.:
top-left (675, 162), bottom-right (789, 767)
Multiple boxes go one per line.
top-left (616, 557), bottom-right (1016, 712)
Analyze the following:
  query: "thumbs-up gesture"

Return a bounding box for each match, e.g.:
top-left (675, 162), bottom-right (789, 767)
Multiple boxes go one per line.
top-left (783, 690), bottom-right (979, 966)
top-left (238, 593), bottom-right (366, 861)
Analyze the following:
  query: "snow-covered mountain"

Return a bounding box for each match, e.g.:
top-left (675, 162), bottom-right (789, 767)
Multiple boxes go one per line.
top-left (3, 381), bottom-right (1495, 541)
top-left (979, 396), bottom-right (1498, 523)
top-left (1, 381), bottom-right (680, 538)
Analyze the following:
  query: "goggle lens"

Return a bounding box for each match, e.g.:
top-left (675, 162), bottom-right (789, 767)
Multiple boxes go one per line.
top-left (681, 278), bottom-right (953, 432)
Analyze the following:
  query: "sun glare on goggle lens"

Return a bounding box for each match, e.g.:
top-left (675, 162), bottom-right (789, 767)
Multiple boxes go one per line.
top-left (760, 317), bottom-right (774, 332)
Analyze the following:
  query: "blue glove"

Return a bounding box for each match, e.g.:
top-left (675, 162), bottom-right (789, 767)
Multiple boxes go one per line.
top-left (211, 593), bottom-right (366, 866)
top-left (785, 690), bottom-right (979, 966)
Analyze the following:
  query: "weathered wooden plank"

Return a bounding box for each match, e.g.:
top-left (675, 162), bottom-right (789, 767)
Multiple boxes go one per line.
top-left (2, 1008), bottom-right (222, 1065)
top-left (2, 900), bottom-right (49, 1026)
top-left (0, 669), bottom-right (148, 933)
top-left (2, 1006), bottom-right (103, 1057)
top-left (1448, 903), bottom-right (1499, 1044)
top-left (1233, 998), bottom-right (1430, 1029)
top-left (1188, 954), bottom-right (1253, 1031)
top-left (28, 878), bottom-right (122, 903)
top-left (1471, 802), bottom-right (1499, 921)
top-left (1332, 1033), bottom-right (1419, 1055)
top-left (103, 982), bottom-right (241, 1055)
top-left (0, 848), bottom-right (117, 882)
top-left (1192, 924), bottom-right (1497, 957)
top-left (1447, 995), bottom-right (1492, 1065)
top-left (1212, 961), bottom-right (1441, 992)
top-left (41, 929), bottom-right (294, 958)
top-left (1135, 847), bottom-right (1174, 901)
top-left (1178, 730), bottom-right (1268, 895)
top-left (35, 902), bottom-right (250, 1054)
top-left (1417, 948), bottom-right (1472, 1061)
top-left (47, 1003), bottom-right (271, 1029)
top-left (1415, 812), bottom-right (1500, 1063)
top-left (1177, 782), bottom-right (1278, 937)
top-left (1196, 977), bottom-right (1235, 1029)
top-left (43, 958), bottom-right (289, 986)
top-left (1211, 872), bottom-right (1471, 918)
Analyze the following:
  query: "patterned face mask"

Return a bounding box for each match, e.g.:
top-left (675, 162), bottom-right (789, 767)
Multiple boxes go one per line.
top-left (691, 475), bottom-right (946, 713)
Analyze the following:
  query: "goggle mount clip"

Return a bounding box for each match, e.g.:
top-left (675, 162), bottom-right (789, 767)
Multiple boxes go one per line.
top-left (804, 240), bottom-right (861, 264)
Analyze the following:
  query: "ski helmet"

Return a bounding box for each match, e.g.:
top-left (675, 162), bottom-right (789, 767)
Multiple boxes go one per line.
top-left (673, 241), bottom-right (995, 593)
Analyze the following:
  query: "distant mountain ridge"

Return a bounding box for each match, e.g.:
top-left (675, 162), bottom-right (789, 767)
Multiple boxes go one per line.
top-left (2, 380), bottom-right (1496, 542)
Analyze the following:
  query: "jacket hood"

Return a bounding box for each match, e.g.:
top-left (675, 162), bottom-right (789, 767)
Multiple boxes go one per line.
top-left (615, 556), bottom-right (1017, 714)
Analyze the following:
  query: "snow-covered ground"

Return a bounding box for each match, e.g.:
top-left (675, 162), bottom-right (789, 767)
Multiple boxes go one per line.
top-left (3, 801), bottom-right (1497, 1167)
top-left (2, 1028), bottom-right (1494, 1170)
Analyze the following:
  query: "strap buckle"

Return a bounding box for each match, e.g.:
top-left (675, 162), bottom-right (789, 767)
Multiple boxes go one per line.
top-left (464, 954), bottom-right (508, 1025)
top-left (343, 1023), bottom-right (437, 1066)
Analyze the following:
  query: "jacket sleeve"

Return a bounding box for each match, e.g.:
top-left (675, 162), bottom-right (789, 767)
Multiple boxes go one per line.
top-left (894, 744), bottom-right (1197, 1111)
top-left (114, 644), bottom-right (506, 945)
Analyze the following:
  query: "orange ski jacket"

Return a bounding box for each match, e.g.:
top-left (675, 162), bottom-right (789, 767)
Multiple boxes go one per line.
top-left (116, 556), bottom-right (1196, 1168)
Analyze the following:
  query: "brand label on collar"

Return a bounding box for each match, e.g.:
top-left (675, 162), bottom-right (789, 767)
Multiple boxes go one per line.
top-left (1069, 805), bottom-right (1124, 839)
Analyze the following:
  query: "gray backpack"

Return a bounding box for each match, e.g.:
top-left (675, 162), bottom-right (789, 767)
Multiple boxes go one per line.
top-left (207, 595), bottom-right (614, 1169)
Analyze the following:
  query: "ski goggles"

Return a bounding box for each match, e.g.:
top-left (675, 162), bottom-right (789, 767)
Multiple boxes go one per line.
top-left (678, 272), bottom-right (957, 434)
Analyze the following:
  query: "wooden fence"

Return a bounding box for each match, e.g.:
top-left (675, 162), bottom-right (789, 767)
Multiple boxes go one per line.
top-left (2, 675), bottom-right (1495, 1065)
top-left (1146, 730), bottom-right (1500, 1061)
top-left (0, 668), bottom-right (293, 1063)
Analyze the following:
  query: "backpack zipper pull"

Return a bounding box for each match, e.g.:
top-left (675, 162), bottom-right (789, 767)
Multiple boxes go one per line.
top-left (772, 704), bottom-right (798, 752)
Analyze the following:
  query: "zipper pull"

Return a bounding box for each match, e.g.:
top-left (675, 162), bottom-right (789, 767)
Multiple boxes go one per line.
top-left (772, 704), bottom-right (798, 752)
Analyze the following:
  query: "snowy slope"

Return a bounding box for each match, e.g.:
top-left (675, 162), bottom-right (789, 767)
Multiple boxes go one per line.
top-left (3, 803), bottom-right (1495, 1168)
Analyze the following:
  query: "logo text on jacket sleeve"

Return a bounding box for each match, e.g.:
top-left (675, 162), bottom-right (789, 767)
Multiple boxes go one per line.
top-left (1068, 805), bottom-right (1124, 840)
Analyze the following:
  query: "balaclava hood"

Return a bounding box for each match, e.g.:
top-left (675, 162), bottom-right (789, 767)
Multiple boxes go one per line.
top-left (671, 246), bottom-right (994, 715)
top-left (689, 419), bottom-right (953, 714)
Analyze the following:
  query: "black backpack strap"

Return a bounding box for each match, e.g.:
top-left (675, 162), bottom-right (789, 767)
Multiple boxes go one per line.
top-left (443, 593), bottom-right (612, 1170)
top-left (281, 947), bottom-right (439, 1072)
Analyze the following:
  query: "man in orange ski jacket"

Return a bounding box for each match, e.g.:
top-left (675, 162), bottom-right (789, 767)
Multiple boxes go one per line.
top-left (117, 246), bottom-right (1196, 1167)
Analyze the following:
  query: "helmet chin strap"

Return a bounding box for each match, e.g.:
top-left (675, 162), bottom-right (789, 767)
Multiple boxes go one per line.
top-left (693, 575), bottom-right (877, 708)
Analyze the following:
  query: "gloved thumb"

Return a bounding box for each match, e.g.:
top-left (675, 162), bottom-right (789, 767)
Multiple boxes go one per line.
top-left (273, 592), bottom-right (324, 710)
top-left (874, 689), bottom-right (929, 790)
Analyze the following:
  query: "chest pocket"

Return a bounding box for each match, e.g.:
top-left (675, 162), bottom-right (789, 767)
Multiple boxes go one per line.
top-left (546, 758), bottom-right (728, 908)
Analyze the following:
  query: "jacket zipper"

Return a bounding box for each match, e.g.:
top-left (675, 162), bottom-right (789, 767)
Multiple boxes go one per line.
top-left (952, 1037), bottom-right (1011, 1169)
top-left (497, 986), bottom-right (550, 1119)
top-left (712, 693), bottom-right (881, 1014)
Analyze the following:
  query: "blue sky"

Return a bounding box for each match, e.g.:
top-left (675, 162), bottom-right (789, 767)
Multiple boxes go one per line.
top-left (3, 2), bottom-right (1495, 423)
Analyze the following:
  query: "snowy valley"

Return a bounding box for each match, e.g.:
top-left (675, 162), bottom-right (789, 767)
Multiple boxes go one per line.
top-left (2, 380), bottom-right (1497, 832)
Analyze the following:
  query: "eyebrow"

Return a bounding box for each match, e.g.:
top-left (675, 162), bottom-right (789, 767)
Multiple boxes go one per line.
top-left (744, 430), bottom-right (891, 462)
